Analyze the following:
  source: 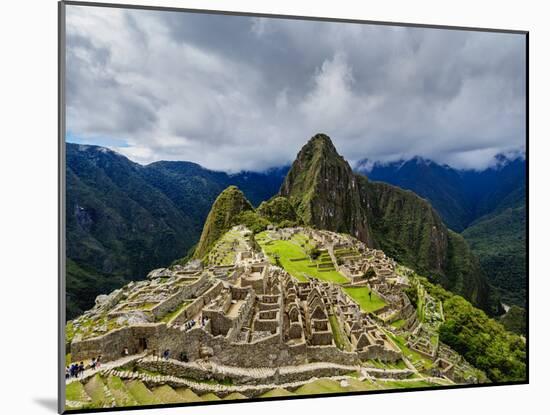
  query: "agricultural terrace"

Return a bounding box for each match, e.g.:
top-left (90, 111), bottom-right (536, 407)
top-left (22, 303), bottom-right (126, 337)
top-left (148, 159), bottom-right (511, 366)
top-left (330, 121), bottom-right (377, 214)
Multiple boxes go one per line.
top-left (256, 231), bottom-right (348, 284)
top-left (207, 229), bottom-right (249, 266)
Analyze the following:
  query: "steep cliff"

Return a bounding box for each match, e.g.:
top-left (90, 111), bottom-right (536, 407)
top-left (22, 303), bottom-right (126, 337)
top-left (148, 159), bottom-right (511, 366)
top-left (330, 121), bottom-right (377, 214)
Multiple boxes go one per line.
top-left (280, 134), bottom-right (374, 245)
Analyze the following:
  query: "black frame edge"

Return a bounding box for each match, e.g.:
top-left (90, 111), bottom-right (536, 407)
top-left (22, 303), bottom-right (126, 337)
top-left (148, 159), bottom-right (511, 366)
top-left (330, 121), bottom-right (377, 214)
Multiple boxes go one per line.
top-left (59, 1), bottom-right (67, 413)
top-left (62, 0), bottom-right (528, 35)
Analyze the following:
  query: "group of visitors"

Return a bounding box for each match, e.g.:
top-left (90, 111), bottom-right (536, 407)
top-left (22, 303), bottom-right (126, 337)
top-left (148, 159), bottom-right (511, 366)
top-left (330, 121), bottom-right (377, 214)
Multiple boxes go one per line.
top-left (65, 362), bottom-right (84, 379)
top-left (65, 355), bottom-right (102, 380)
top-left (183, 315), bottom-right (209, 332)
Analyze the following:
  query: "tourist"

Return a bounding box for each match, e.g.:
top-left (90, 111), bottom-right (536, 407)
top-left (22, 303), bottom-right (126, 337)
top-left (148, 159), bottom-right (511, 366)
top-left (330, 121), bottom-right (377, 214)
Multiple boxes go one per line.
top-left (91, 357), bottom-right (97, 370)
top-left (65, 367), bottom-right (70, 380)
top-left (79, 362), bottom-right (85, 377)
top-left (70, 363), bottom-right (78, 378)
top-left (368, 291), bottom-right (372, 300)
top-left (123, 347), bottom-right (129, 356)
top-left (96, 355), bottom-right (102, 369)
top-left (163, 349), bottom-right (170, 360)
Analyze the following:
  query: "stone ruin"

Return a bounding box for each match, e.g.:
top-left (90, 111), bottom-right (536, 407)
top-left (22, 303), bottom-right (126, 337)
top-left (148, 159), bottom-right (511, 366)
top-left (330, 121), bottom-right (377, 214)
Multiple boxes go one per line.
top-left (68, 226), bottom-right (480, 386)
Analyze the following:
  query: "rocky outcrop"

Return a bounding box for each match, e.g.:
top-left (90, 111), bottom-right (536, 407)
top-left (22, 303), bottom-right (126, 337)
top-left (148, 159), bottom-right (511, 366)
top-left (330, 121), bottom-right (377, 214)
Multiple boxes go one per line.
top-left (280, 134), bottom-right (374, 245)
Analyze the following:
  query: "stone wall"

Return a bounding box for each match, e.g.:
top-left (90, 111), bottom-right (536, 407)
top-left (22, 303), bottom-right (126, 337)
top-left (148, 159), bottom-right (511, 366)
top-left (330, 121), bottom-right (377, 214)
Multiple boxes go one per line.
top-left (71, 324), bottom-right (161, 361)
top-left (305, 345), bottom-right (361, 366)
top-left (136, 358), bottom-right (356, 385)
top-left (226, 291), bottom-right (255, 342)
top-left (170, 281), bottom-right (224, 326)
top-left (150, 273), bottom-right (211, 320)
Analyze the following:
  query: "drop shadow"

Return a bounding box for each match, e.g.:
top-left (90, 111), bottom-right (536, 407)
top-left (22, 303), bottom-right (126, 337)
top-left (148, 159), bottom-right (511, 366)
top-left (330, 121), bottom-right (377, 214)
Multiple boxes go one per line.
top-left (34, 398), bottom-right (58, 413)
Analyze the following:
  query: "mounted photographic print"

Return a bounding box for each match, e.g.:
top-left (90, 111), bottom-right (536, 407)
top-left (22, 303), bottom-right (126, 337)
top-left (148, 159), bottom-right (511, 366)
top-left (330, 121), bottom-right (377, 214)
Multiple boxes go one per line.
top-left (58, 1), bottom-right (528, 413)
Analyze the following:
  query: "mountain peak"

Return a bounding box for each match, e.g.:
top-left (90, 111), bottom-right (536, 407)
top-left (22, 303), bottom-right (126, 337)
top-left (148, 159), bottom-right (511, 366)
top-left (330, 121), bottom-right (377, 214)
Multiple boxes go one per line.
top-left (193, 186), bottom-right (254, 260)
top-left (300, 133), bottom-right (340, 159)
top-left (279, 134), bottom-right (373, 244)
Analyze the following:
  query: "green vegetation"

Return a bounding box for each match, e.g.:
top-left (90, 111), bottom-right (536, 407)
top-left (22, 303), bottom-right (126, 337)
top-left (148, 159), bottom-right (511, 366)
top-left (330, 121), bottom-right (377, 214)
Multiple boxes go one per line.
top-left (367, 177), bottom-right (492, 312)
top-left (277, 134), bottom-right (494, 313)
top-left (233, 210), bottom-right (270, 234)
top-left (107, 376), bottom-right (138, 407)
top-left (257, 231), bottom-right (348, 283)
top-left (200, 392), bottom-right (221, 401)
top-left (193, 186), bottom-right (255, 260)
top-left (343, 287), bottom-right (386, 314)
top-left (379, 380), bottom-right (435, 389)
top-left (84, 374), bottom-right (111, 408)
top-left (391, 319), bottom-right (406, 329)
top-left (66, 381), bottom-right (91, 405)
top-left (463, 205), bottom-right (526, 307)
top-left (126, 380), bottom-right (162, 405)
top-left (328, 314), bottom-right (352, 351)
top-left (160, 301), bottom-right (191, 324)
top-left (500, 305), bottom-right (527, 335)
top-left (175, 388), bottom-right (202, 402)
top-left (223, 392), bottom-right (247, 400)
top-left (294, 379), bottom-right (350, 395)
top-left (152, 385), bottom-right (184, 403)
top-left (418, 276), bottom-right (526, 382)
top-left (257, 196), bottom-right (300, 226)
top-left (366, 359), bottom-right (408, 370)
top-left (66, 143), bottom-right (284, 319)
top-left (385, 331), bottom-right (433, 371)
top-left (260, 388), bottom-right (294, 397)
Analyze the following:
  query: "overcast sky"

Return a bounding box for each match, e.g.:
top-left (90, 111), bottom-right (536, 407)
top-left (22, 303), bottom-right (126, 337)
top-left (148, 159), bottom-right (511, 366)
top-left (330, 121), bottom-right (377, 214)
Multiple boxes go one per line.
top-left (65, 5), bottom-right (526, 172)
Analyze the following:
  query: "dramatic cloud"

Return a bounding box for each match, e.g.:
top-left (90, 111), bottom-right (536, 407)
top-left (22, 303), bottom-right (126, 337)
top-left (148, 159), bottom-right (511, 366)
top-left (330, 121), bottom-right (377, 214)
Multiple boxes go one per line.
top-left (65, 5), bottom-right (526, 172)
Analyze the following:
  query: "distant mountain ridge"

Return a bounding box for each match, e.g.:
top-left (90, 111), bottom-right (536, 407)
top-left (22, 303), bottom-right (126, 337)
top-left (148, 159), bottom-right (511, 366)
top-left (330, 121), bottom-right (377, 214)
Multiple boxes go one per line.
top-left (66, 138), bottom-right (517, 319)
top-left (356, 155), bottom-right (526, 232)
top-left (355, 155), bottom-right (526, 307)
top-left (65, 143), bottom-right (287, 318)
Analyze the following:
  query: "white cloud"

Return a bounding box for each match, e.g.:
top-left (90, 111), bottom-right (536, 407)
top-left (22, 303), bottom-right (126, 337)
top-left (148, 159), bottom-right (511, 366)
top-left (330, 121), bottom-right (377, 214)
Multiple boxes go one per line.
top-left (65, 5), bottom-right (526, 172)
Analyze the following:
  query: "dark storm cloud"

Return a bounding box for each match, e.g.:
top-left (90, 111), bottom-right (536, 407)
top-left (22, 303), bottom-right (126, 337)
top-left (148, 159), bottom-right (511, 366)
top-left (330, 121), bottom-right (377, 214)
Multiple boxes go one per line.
top-left (65, 5), bottom-right (526, 172)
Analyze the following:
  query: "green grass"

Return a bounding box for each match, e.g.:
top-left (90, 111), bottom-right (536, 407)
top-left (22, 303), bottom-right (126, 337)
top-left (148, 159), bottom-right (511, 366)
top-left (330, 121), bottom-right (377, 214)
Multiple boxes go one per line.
top-left (106, 376), bottom-right (138, 407)
top-left (126, 380), bottom-right (161, 405)
top-left (294, 379), bottom-right (348, 395)
top-left (223, 392), bottom-right (248, 400)
top-left (328, 314), bottom-right (352, 351)
top-left (175, 388), bottom-right (202, 402)
top-left (343, 287), bottom-right (387, 313)
top-left (257, 232), bottom-right (348, 284)
top-left (260, 388), bottom-right (295, 397)
top-left (379, 380), bottom-right (436, 389)
top-left (385, 331), bottom-right (433, 370)
top-left (207, 229), bottom-right (245, 266)
top-left (84, 374), bottom-right (111, 408)
top-left (160, 301), bottom-right (191, 323)
top-left (391, 319), bottom-right (406, 329)
top-left (200, 392), bottom-right (222, 401)
top-left (66, 381), bottom-right (91, 406)
top-left (366, 358), bottom-right (408, 370)
top-left (295, 378), bottom-right (377, 395)
top-left (152, 385), bottom-right (184, 403)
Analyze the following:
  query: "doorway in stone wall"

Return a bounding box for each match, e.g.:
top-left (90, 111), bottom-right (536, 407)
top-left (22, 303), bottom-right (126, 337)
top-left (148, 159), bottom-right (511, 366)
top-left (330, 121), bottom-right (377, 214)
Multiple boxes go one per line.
top-left (138, 338), bottom-right (148, 352)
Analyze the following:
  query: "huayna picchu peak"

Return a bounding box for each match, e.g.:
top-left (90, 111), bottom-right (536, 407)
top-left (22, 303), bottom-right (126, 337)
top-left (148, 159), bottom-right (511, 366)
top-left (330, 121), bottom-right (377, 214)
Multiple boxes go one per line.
top-left (279, 134), bottom-right (493, 313)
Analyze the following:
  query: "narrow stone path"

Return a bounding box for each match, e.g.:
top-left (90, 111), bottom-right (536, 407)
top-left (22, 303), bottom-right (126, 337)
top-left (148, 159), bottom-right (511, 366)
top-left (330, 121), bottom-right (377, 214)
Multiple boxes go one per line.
top-left (66, 353), bottom-right (147, 384)
top-left (139, 356), bottom-right (413, 381)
